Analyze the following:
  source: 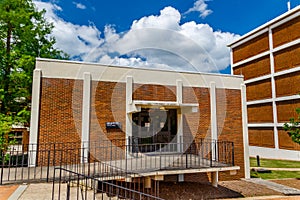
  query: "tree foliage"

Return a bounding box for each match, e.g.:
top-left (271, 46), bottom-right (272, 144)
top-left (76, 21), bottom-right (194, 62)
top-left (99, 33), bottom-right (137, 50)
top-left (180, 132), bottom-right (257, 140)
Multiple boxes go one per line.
top-left (0, 0), bottom-right (68, 150)
top-left (283, 108), bottom-right (300, 145)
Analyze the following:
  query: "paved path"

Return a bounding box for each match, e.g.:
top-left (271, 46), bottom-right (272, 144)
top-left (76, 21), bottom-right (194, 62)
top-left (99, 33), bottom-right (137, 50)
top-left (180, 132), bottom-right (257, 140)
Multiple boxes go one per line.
top-left (4, 183), bottom-right (117, 200)
top-left (245, 178), bottom-right (300, 195)
top-left (0, 185), bottom-right (19, 200)
top-left (3, 180), bottom-right (300, 199)
top-left (251, 167), bottom-right (300, 171)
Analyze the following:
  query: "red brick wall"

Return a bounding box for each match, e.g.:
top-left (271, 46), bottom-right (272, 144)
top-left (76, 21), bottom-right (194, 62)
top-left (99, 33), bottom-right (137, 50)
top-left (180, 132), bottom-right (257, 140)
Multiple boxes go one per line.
top-left (277, 99), bottom-right (300, 123)
top-left (247, 103), bottom-right (273, 123)
top-left (133, 84), bottom-right (176, 101)
top-left (233, 56), bottom-right (270, 80)
top-left (272, 16), bottom-right (300, 48)
top-left (274, 43), bottom-right (300, 72)
top-left (39, 78), bottom-right (82, 144)
top-left (231, 15), bottom-right (300, 154)
top-left (232, 32), bottom-right (269, 63)
top-left (248, 127), bottom-right (275, 148)
top-left (216, 89), bottom-right (244, 180)
top-left (89, 81), bottom-right (126, 162)
top-left (278, 128), bottom-right (300, 150)
top-left (183, 87), bottom-right (211, 139)
top-left (275, 71), bottom-right (300, 97)
top-left (246, 79), bottom-right (272, 101)
top-left (38, 78), bottom-right (82, 165)
top-left (39, 79), bottom-right (245, 179)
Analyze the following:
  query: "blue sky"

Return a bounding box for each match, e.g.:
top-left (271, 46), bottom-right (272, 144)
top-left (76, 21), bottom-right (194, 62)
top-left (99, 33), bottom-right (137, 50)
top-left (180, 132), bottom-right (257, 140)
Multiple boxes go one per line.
top-left (34, 0), bottom-right (299, 74)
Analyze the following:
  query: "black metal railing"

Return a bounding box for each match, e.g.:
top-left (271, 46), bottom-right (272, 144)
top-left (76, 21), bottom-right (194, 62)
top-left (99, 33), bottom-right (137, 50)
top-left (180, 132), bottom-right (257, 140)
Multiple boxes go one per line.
top-left (52, 167), bottom-right (164, 200)
top-left (0, 137), bottom-right (235, 185)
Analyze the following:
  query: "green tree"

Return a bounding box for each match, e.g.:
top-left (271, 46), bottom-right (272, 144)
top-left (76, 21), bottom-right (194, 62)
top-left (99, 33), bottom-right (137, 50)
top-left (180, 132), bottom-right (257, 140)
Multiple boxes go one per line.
top-left (0, 0), bottom-right (67, 150)
top-left (0, 113), bottom-right (15, 163)
top-left (283, 108), bottom-right (300, 144)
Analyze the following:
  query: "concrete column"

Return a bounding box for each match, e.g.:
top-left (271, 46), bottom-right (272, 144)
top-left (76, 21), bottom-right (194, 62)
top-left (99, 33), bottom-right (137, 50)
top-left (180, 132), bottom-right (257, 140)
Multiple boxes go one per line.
top-left (178, 174), bottom-right (184, 182)
top-left (241, 84), bottom-right (250, 179)
top-left (81, 72), bottom-right (91, 163)
top-left (211, 171), bottom-right (218, 187)
top-left (145, 177), bottom-right (152, 189)
top-left (28, 69), bottom-right (42, 167)
top-left (177, 80), bottom-right (183, 152)
top-left (268, 28), bottom-right (279, 150)
top-left (126, 76), bottom-right (133, 148)
top-left (176, 80), bottom-right (183, 104)
top-left (230, 49), bottom-right (234, 75)
top-left (210, 82), bottom-right (218, 160)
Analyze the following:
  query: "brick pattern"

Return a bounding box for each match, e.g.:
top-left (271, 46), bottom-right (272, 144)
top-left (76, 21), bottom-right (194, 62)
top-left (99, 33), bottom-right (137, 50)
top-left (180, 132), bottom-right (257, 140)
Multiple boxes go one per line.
top-left (278, 128), bottom-right (300, 150)
top-left (38, 78), bottom-right (82, 165)
top-left (248, 127), bottom-right (275, 148)
top-left (39, 78), bottom-right (82, 144)
top-left (39, 79), bottom-right (245, 179)
top-left (247, 103), bottom-right (273, 123)
top-left (216, 89), bottom-right (244, 180)
top-left (89, 81), bottom-right (126, 161)
top-left (274, 43), bottom-right (300, 72)
top-left (246, 79), bottom-right (272, 101)
top-left (275, 71), bottom-right (300, 97)
top-left (272, 16), bottom-right (300, 48)
top-left (233, 56), bottom-right (270, 80)
top-left (277, 99), bottom-right (300, 123)
top-left (133, 84), bottom-right (176, 101)
top-left (231, 14), bottom-right (300, 154)
top-left (183, 87), bottom-right (211, 140)
top-left (232, 32), bottom-right (269, 63)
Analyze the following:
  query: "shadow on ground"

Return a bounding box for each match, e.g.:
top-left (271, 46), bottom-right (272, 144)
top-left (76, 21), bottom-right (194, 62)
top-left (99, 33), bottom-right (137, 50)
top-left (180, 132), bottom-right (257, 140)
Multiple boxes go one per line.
top-left (159, 181), bottom-right (243, 200)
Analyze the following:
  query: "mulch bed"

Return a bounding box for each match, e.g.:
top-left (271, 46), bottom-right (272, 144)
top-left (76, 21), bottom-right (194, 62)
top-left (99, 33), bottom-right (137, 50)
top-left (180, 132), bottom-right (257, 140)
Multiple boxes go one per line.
top-left (158, 179), bottom-right (297, 200)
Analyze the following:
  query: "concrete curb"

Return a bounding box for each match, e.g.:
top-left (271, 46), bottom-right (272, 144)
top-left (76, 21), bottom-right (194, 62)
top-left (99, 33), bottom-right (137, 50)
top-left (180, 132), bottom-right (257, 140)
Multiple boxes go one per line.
top-left (251, 167), bottom-right (300, 171)
top-left (245, 178), bottom-right (300, 195)
top-left (8, 184), bottom-right (28, 200)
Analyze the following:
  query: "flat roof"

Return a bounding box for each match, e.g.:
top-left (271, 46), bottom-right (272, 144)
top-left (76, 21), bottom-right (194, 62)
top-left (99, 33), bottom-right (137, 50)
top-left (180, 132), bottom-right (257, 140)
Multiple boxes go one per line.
top-left (36, 57), bottom-right (244, 89)
top-left (36, 58), bottom-right (243, 79)
top-left (228, 5), bottom-right (300, 47)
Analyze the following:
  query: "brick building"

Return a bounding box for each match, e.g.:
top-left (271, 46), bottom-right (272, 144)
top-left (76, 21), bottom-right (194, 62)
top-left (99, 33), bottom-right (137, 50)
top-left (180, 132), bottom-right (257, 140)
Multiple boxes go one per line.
top-left (229, 5), bottom-right (300, 160)
top-left (29, 58), bottom-right (249, 185)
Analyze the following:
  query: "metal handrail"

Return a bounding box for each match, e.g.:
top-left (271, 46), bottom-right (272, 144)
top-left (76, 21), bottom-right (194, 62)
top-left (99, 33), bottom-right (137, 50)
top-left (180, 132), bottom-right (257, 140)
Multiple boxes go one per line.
top-left (0, 137), bottom-right (235, 185)
top-left (53, 167), bottom-right (164, 200)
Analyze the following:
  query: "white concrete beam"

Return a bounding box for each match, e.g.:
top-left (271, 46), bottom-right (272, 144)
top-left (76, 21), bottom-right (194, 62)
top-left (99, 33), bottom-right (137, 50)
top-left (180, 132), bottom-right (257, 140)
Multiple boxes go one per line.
top-left (29, 69), bottom-right (42, 167)
top-left (241, 84), bottom-right (250, 179)
top-left (81, 72), bottom-right (91, 163)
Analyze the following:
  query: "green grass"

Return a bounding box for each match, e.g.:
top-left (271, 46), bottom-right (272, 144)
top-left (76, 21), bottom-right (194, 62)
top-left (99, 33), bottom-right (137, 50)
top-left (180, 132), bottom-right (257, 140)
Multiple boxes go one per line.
top-left (250, 157), bottom-right (300, 168)
top-left (251, 170), bottom-right (300, 179)
top-left (250, 157), bottom-right (300, 179)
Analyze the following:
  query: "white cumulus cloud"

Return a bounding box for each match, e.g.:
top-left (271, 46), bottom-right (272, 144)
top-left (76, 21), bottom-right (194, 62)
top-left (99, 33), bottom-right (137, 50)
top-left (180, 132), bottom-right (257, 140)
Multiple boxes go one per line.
top-left (73, 2), bottom-right (86, 10)
top-left (33, 1), bottom-right (239, 73)
top-left (33, 1), bottom-right (104, 61)
top-left (185, 0), bottom-right (213, 18)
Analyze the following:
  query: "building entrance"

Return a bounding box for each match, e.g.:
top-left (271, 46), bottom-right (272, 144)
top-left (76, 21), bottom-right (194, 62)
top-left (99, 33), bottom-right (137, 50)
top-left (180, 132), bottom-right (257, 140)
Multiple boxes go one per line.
top-left (132, 108), bottom-right (177, 152)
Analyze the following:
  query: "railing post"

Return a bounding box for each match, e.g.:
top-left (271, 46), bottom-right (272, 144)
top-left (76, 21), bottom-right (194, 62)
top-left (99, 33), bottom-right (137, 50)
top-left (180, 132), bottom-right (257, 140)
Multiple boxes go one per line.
top-left (214, 140), bottom-right (217, 163)
top-left (51, 168), bottom-right (56, 200)
top-left (46, 150), bottom-right (50, 182)
top-left (125, 143), bottom-right (128, 173)
top-left (159, 143), bottom-right (162, 170)
top-left (232, 142), bottom-right (235, 166)
top-left (66, 181), bottom-right (70, 200)
top-left (0, 150), bottom-right (3, 185)
top-left (58, 168), bottom-right (62, 200)
top-left (210, 142), bottom-right (212, 167)
top-left (53, 143), bottom-right (56, 166)
top-left (186, 144), bottom-right (188, 169)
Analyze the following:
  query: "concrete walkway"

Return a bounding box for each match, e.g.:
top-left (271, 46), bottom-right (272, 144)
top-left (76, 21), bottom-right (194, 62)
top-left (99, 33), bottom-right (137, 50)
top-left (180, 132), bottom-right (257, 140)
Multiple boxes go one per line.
top-left (4, 183), bottom-right (117, 200)
top-left (251, 167), bottom-right (300, 171)
top-left (245, 178), bottom-right (300, 195)
top-left (3, 178), bottom-right (300, 199)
